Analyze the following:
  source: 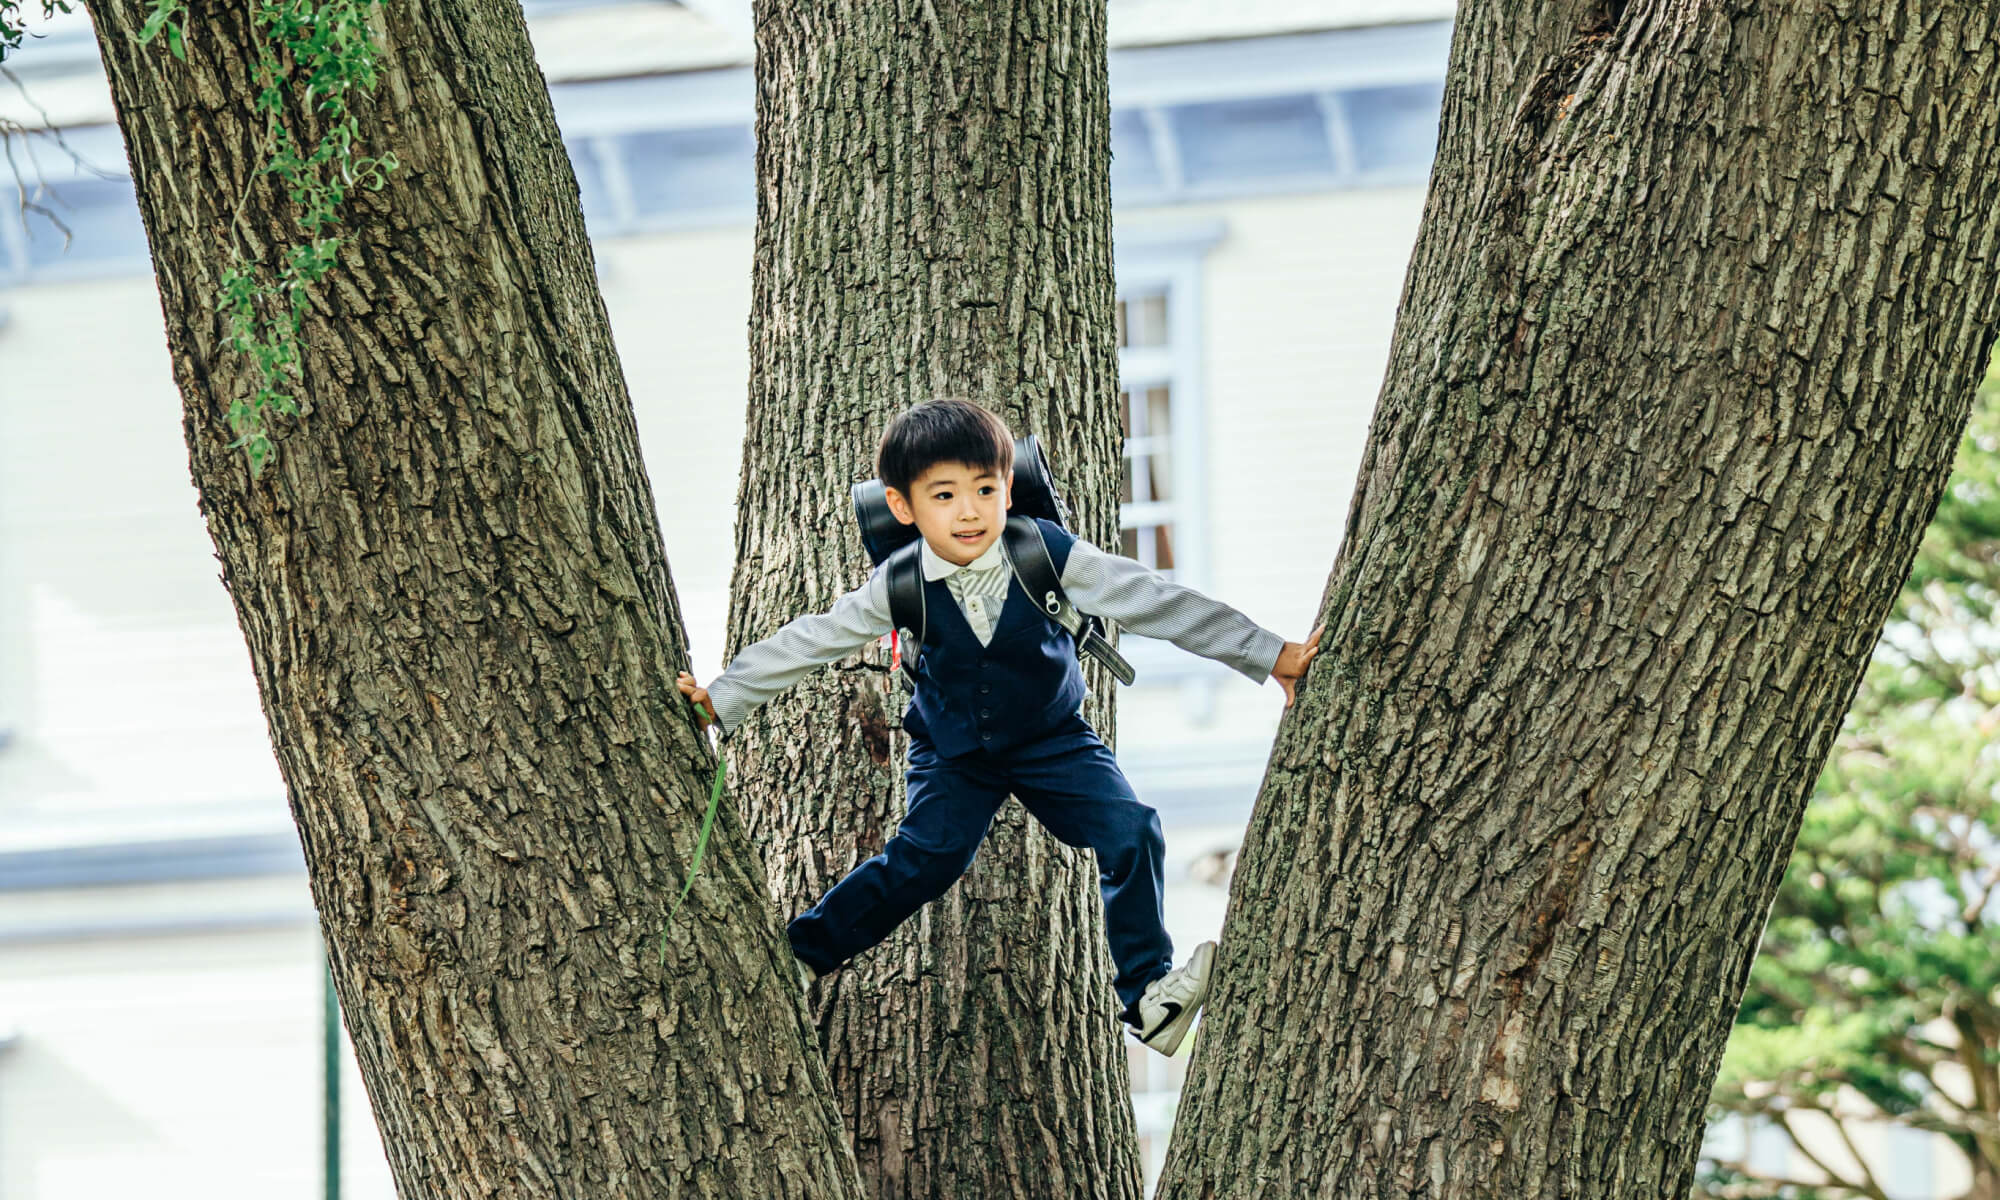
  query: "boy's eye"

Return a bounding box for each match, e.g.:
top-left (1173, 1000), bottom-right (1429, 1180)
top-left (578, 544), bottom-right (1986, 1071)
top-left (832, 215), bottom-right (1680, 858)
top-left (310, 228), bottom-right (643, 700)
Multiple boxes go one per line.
top-left (979, 486), bottom-right (996, 495)
top-left (932, 492), bottom-right (951, 502)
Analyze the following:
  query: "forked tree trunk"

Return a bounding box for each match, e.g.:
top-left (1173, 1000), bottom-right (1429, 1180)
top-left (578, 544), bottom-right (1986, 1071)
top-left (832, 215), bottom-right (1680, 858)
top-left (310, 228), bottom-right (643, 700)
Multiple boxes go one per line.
top-left (730, 1), bottom-right (1142, 1196)
top-left (1160, 2), bottom-right (2000, 1197)
top-left (89, 1), bottom-right (864, 1195)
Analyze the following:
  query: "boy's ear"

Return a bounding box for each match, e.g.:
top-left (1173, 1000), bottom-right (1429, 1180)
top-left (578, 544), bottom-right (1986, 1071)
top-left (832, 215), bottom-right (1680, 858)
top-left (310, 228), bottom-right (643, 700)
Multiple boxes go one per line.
top-left (884, 486), bottom-right (917, 526)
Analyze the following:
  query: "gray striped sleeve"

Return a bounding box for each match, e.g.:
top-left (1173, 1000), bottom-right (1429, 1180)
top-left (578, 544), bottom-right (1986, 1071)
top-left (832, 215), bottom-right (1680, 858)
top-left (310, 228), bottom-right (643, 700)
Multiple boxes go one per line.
top-left (1059, 538), bottom-right (1285, 683)
top-left (705, 569), bottom-right (895, 733)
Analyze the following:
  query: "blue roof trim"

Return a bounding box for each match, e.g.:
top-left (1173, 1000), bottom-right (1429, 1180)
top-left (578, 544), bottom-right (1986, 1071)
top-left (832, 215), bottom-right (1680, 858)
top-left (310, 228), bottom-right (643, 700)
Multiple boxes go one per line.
top-left (1, 25), bottom-right (1450, 284)
top-left (1113, 217), bottom-right (1228, 263)
top-left (0, 832), bottom-right (306, 891)
top-left (1108, 23), bottom-right (1452, 106)
top-left (0, 906), bottom-right (314, 945)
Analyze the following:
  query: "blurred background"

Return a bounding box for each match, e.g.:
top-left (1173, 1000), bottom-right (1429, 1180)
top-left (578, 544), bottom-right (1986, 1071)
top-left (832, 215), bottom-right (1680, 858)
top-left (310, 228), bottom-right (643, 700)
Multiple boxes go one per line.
top-left (0, 1), bottom-right (1993, 1196)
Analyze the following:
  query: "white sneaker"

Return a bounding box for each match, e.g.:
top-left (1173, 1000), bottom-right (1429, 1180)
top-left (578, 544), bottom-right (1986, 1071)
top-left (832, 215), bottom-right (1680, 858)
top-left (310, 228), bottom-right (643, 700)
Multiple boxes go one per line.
top-left (1131, 941), bottom-right (1215, 1056)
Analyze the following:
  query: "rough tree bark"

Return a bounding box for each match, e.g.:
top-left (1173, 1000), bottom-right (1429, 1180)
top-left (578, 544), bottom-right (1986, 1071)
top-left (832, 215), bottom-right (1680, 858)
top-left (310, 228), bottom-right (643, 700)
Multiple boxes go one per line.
top-left (1160, 3), bottom-right (2000, 1198)
top-left (89, 1), bottom-right (866, 1196)
top-left (726, 1), bottom-right (1142, 1196)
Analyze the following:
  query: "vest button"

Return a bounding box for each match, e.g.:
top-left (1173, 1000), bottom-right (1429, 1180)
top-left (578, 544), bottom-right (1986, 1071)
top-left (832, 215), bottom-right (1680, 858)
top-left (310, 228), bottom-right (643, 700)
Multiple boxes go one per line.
top-left (980, 709), bottom-right (992, 719)
top-left (980, 731), bottom-right (993, 741)
top-left (978, 684), bottom-right (991, 694)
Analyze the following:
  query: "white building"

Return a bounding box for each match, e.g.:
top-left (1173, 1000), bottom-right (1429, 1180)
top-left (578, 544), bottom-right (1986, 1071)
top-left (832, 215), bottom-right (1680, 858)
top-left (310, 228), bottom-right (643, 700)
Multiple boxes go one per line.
top-left (4, 2), bottom-right (1949, 1197)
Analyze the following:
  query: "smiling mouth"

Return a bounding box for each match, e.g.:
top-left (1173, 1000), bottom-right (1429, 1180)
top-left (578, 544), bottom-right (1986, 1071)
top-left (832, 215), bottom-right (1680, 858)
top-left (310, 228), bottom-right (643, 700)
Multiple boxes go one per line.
top-left (953, 530), bottom-right (985, 541)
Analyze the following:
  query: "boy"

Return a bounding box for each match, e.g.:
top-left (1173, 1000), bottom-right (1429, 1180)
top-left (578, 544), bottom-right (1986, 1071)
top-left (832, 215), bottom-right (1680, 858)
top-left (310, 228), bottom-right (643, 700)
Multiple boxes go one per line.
top-left (678, 399), bottom-right (1320, 1055)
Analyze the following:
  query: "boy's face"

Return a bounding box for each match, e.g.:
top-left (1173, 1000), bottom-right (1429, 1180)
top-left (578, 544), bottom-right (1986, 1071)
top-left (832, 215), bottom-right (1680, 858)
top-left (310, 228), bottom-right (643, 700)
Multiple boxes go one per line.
top-left (884, 459), bottom-right (1012, 566)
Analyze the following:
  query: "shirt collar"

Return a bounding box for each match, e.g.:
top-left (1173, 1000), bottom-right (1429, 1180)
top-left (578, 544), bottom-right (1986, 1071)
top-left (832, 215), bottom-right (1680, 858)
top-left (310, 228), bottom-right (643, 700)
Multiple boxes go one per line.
top-left (919, 534), bottom-right (1008, 581)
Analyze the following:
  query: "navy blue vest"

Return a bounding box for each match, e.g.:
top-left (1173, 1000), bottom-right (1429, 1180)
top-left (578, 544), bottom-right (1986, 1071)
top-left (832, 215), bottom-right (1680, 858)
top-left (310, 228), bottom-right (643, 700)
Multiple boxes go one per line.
top-left (900, 518), bottom-right (1086, 758)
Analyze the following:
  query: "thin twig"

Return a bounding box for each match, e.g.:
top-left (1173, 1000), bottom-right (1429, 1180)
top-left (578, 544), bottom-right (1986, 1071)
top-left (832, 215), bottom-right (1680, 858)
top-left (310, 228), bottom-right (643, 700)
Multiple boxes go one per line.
top-left (1775, 1110), bottom-right (1881, 1200)
top-left (1, 64), bottom-right (120, 178)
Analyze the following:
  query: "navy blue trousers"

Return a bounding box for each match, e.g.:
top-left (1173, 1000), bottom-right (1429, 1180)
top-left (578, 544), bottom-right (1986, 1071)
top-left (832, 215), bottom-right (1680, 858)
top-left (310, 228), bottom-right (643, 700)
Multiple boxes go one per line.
top-left (787, 714), bottom-right (1173, 1014)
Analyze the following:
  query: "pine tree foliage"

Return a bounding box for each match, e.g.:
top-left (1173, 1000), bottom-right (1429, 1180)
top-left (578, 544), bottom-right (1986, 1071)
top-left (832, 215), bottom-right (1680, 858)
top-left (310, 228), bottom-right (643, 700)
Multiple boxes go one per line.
top-left (1703, 349), bottom-right (2000, 1200)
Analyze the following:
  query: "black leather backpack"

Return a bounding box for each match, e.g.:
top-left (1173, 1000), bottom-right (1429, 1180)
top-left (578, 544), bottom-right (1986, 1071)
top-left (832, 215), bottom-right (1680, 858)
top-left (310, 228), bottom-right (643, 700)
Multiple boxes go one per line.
top-left (850, 434), bottom-right (1136, 686)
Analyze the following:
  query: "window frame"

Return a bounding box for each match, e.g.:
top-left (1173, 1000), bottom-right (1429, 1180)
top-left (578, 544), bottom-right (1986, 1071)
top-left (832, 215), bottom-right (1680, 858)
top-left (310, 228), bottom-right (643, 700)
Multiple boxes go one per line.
top-left (1111, 221), bottom-right (1224, 693)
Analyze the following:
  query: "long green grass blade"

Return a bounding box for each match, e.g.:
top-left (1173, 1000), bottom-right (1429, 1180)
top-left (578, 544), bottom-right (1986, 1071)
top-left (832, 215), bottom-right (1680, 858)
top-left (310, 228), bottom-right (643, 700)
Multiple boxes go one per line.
top-left (658, 702), bottom-right (726, 967)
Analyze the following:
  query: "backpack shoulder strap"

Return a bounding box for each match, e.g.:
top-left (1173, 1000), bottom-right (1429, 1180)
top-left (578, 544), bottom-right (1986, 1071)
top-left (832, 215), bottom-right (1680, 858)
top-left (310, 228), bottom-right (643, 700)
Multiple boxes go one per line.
top-left (1002, 516), bottom-right (1138, 686)
top-left (1002, 517), bottom-right (1078, 633)
top-left (883, 540), bottom-right (928, 681)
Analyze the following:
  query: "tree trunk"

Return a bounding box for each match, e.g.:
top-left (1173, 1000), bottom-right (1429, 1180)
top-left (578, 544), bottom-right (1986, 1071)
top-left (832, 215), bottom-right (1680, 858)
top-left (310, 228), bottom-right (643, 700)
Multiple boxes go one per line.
top-left (730, 1), bottom-right (1142, 1196)
top-left (89, 1), bottom-right (865, 1196)
top-left (1160, 3), bottom-right (2000, 1198)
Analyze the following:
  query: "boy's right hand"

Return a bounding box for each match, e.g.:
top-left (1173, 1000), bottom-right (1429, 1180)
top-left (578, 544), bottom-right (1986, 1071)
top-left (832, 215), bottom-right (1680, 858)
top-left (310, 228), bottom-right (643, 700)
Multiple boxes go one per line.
top-left (1271, 623), bottom-right (1325, 708)
top-left (677, 671), bottom-right (717, 729)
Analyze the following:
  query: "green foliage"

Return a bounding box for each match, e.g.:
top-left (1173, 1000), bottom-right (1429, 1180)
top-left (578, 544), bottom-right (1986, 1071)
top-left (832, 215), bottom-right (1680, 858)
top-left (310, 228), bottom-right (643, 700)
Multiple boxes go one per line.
top-left (1701, 349), bottom-right (2000, 1197)
top-left (132, 0), bottom-right (397, 474)
top-left (0, 0), bottom-right (74, 61)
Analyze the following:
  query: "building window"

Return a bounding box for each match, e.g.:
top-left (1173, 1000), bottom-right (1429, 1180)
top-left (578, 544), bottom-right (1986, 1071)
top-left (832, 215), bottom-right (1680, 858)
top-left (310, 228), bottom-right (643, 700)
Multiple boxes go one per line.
top-left (1104, 23), bottom-right (1451, 206)
top-left (1116, 286), bottom-right (1181, 577)
top-left (1109, 109), bottom-right (1164, 197)
top-left (565, 137), bottom-right (618, 230)
top-left (620, 125), bottom-right (755, 218)
top-left (1168, 94), bottom-right (1337, 187)
top-left (1338, 81), bottom-right (1449, 175)
top-left (1111, 222), bottom-right (1223, 693)
top-left (555, 125), bottom-right (757, 235)
top-left (1118, 375), bottom-right (1177, 574)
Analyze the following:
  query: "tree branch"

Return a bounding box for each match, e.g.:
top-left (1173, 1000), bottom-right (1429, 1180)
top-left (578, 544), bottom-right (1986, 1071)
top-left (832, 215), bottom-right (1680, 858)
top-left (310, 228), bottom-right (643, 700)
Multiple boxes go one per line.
top-left (1707, 1153), bottom-right (1871, 1199)
top-left (1951, 1011), bottom-right (2000, 1175)
top-left (1823, 1108), bottom-right (1891, 1200)
top-left (1776, 1110), bottom-right (1884, 1200)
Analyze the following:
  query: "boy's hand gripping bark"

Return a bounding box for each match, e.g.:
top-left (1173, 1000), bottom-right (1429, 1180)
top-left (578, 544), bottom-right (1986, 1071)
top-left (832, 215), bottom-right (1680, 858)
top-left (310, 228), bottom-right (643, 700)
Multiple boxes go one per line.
top-left (1271, 622), bottom-right (1325, 707)
top-left (677, 671), bottom-right (717, 728)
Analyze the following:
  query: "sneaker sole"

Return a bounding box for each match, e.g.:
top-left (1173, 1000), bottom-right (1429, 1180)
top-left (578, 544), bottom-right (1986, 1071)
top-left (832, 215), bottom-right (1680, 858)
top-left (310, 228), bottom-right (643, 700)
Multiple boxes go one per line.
top-left (1141, 941), bottom-right (1215, 1056)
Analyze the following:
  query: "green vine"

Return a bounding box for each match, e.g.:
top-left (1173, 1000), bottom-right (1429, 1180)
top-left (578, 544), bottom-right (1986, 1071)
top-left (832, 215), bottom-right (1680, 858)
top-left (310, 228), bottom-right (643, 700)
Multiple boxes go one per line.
top-left (136, 0), bottom-right (398, 475)
top-left (2, 0), bottom-right (393, 473)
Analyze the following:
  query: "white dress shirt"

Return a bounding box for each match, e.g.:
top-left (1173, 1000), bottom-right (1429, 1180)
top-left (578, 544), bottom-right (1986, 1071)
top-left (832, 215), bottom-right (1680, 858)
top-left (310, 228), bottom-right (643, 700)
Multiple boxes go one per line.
top-left (921, 536), bottom-right (1012, 645)
top-left (704, 534), bottom-right (1285, 734)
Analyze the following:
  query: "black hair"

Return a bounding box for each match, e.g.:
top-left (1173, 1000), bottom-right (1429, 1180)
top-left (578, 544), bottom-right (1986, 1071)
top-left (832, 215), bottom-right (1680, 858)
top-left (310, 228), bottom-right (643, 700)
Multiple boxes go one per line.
top-left (875, 399), bottom-right (1015, 497)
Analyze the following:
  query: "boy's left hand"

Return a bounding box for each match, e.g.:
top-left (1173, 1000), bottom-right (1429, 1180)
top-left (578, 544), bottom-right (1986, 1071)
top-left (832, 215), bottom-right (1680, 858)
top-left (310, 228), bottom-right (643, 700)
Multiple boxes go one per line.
top-left (1272, 623), bottom-right (1325, 708)
top-left (677, 671), bottom-right (717, 729)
